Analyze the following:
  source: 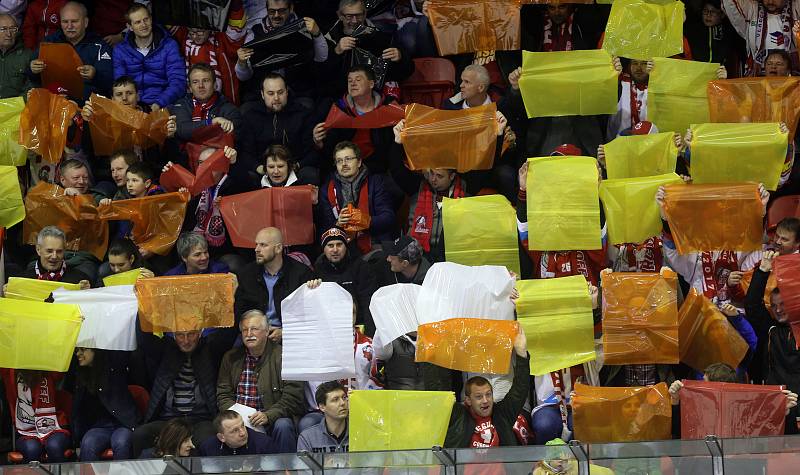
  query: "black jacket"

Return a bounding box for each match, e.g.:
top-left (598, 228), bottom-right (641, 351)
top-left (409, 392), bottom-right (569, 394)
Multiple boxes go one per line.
top-left (171, 93), bottom-right (243, 143)
top-left (314, 250), bottom-right (377, 335)
top-left (234, 257), bottom-right (315, 322)
top-left (19, 260), bottom-right (90, 285)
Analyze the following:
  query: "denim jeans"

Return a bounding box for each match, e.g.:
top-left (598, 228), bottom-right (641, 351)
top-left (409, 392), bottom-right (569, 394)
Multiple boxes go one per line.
top-left (79, 424), bottom-right (133, 461)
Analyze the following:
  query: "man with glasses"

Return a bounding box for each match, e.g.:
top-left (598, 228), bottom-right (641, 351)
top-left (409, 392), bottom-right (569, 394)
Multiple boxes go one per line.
top-left (0, 12), bottom-right (32, 98)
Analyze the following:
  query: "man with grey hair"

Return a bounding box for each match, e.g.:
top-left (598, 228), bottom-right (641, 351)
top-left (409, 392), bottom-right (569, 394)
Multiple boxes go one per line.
top-left (443, 64), bottom-right (491, 110)
top-left (0, 11), bottom-right (32, 98)
top-left (165, 232), bottom-right (231, 276)
top-left (5, 226), bottom-right (91, 294)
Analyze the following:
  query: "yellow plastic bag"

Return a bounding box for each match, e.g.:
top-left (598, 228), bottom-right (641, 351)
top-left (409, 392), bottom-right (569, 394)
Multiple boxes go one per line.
top-left (0, 165), bottom-right (24, 228)
top-left (648, 58), bottom-right (719, 134)
top-left (602, 269), bottom-right (680, 365)
top-left (103, 268), bottom-right (145, 287)
top-left (527, 156), bottom-right (601, 251)
top-left (602, 0), bottom-right (684, 60)
top-left (515, 276), bottom-right (596, 375)
top-left (690, 123), bottom-right (787, 191)
top-left (0, 297), bottom-right (82, 371)
top-left (5, 277), bottom-right (81, 301)
top-left (0, 97), bottom-right (27, 166)
top-left (349, 390), bottom-right (455, 452)
top-left (678, 289), bottom-right (749, 372)
top-left (135, 274), bottom-right (235, 332)
top-left (416, 318), bottom-right (518, 374)
top-left (599, 173), bottom-right (683, 245)
top-left (604, 132), bottom-right (679, 179)
top-left (426, 0), bottom-right (521, 56)
top-left (519, 49), bottom-right (618, 118)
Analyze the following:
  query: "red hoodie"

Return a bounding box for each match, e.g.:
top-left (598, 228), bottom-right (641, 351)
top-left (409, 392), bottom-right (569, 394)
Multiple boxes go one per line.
top-left (23, 0), bottom-right (67, 50)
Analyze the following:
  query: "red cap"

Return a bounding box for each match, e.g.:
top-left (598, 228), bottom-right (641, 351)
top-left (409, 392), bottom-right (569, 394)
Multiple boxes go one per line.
top-left (550, 144), bottom-right (583, 156)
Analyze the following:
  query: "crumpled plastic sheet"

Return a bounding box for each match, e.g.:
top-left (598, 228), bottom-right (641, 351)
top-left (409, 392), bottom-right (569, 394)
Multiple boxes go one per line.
top-left (134, 274), bottom-right (235, 332)
top-left (416, 318), bottom-right (518, 374)
top-left (18, 88), bottom-right (79, 163)
top-left (160, 148), bottom-right (230, 196)
top-left (39, 42), bottom-right (84, 100)
top-left (0, 97), bottom-right (28, 166)
top-left (88, 93), bottom-right (170, 156)
top-left (341, 203), bottom-right (371, 233)
top-left (0, 165), bottom-right (24, 228)
top-left (402, 102), bottom-right (497, 172)
top-left (241, 18), bottom-right (313, 70)
top-left (369, 283), bottom-right (421, 347)
top-left (52, 285), bottom-right (138, 351)
top-left (185, 124), bottom-right (234, 171)
top-left (4, 277), bottom-right (80, 301)
top-left (774, 253), bottom-right (800, 344)
top-left (426, 0), bottom-right (521, 56)
top-left (602, 0), bottom-right (684, 60)
top-left (604, 131), bottom-right (679, 179)
top-left (602, 269), bottom-right (680, 365)
top-left (648, 58), bottom-right (719, 134)
top-left (572, 382), bottom-right (672, 443)
top-left (662, 183), bottom-right (764, 253)
top-left (323, 103), bottom-right (405, 129)
top-left (103, 268), bottom-right (146, 287)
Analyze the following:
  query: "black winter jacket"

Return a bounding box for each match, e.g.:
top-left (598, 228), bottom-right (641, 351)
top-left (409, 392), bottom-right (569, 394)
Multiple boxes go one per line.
top-left (234, 257), bottom-right (315, 322)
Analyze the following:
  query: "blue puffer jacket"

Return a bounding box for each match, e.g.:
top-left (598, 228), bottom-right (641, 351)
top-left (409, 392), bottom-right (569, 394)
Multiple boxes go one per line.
top-left (112, 25), bottom-right (186, 108)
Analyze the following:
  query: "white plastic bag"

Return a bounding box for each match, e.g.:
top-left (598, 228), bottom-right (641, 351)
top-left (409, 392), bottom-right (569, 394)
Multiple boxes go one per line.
top-left (369, 283), bottom-right (421, 347)
top-left (52, 285), bottom-right (138, 351)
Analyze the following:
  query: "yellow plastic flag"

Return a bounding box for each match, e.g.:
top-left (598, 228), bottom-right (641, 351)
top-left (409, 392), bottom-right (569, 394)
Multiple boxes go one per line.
top-left (602, 0), bottom-right (684, 60)
top-left (600, 173), bottom-right (683, 245)
top-left (416, 318), bottom-right (519, 374)
top-left (527, 156), bottom-right (601, 251)
top-left (648, 58), bottom-right (719, 134)
top-left (519, 49), bottom-right (618, 118)
top-left (103, 268), bottom-right (145, 287)
top-left (515, 276), bottom-right (596, 375)
top-left (0, 165), bottom-right (24, 228)
top-left (604, 132), bottom-right (679, 179)
top-left (443, 194), bottom-right (521, 275)
top-left (349, 390), bottom-right (455, 452)
top-left (0, 97), bottom-right (27, 166)
top-left (0, 297), bottom-right (82, 371)
top-left (5, 277), bottom-right (81, 301)
top-left (690, 123), bottom-right (787, 191)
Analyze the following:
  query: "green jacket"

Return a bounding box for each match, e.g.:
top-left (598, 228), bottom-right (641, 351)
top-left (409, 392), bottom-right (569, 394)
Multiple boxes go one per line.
top-left (0, 40), bottom-right (32, 99)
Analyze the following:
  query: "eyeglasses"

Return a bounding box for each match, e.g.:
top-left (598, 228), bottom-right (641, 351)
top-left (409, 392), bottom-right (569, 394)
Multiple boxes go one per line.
top-left (0, 27), bottom-right (19, 34)
top-left (335, 156), bottom-right (358, 165)
top-left (342, 12), bottom-right (366, 21)
top-left (268, 7), bottom-right (289, 15)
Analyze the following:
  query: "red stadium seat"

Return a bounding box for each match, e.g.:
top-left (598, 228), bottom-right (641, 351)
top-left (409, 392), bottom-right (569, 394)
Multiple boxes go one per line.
top-left (767, 194), bottom-right (800, 230)
top-left (400, 57), bottom-right (456, 108)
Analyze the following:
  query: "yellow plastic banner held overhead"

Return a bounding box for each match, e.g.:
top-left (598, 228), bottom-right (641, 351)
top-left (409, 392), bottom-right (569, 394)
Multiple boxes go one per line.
top-left (0, 297), bottom-right (82, 372)
top-left (604, 132), bottom-right (679, 179)
top-left (678, 289), bottom-right (749, 372)
top-left (349, 390), bottom-right (455, 452)
top-left (519, 49), bottom-right (618, 118)
top-left (602, 0), bottom-right (684, 60)
top-left (426, 0), bottom-right (522, 56)
top-left (515, 276), bottom-right (596, 375)
top-left (4, 277), bottom-right (81, 301)
top-left (527, 156), bottom-right (601, 251)
top-left (0, 97), bottom-right (27, 166)
top-left (689, 123), bottom-right (787, 191)
top-left (648, 58), bottom-right (720, 134)
top-left (103, 268), bottom-right (145, 287)
top-left (600, 173), bottom-right (683, 245)
top-left (442, 194), bottom-right (521, 275)
top-left (416, 318), bottom-right (519, 374)
top-left (0, 165), bottom-right (24, 228)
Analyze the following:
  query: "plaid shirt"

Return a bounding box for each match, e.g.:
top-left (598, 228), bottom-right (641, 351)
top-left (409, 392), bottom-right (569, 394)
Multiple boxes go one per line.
top-left (624, 364), bottom-right (657, 387)
top-left (235, 352), bottom-right (263, 411)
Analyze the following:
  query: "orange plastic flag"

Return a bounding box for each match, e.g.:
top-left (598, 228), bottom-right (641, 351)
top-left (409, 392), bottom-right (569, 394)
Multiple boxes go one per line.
top-left (159, 148), bottom-right (230, 196)
top-left (342, 203), bottom-right (370, 234)
top-left (401, 102), bottom-right (497, 172)
top-left (39, 43), bottom-right (83, 101)
top-left (678, 289), bottom-right (749, 372)
top-left (219, 186), bottom-right (315, 248)
top-left (707, 77), bottom-right (800, 139)
top-left (18, 88), bottom-right (79, 163)
top-left (662, 183), bottom-right (764, 254)
top-left (323, 103), bottom-right (405, 129)
top-left (601, 269), bottom-right (680, 365)
top-left (87, 93), bottom-right (169, 156)
top-left (416, 318), bottom-right (519, 374)
top-left (572, 383), bottom-right (672, 443)
top-left (426, 0), bottom-right (521, 56)
top-left (98, 192), bottom-right (189, 256)
top-left (22, 182), bottom-right (108, 260)
top-left (135, 274), bottom-right (235, 332)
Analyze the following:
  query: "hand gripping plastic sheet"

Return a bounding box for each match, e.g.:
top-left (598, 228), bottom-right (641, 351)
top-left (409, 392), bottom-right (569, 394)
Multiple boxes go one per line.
top-left (572, 382), bottom-right (672, 443)
top-left (416, 318), bottom-right (518, 374)
top-left (519, 50), bottom-right (618, 118)
top-left (185, 125), bottom-right (235, 171)
top-left (415, 262), bottom-right (516, 325)
top-left (323, 102), bottom-right (405, 129)
top-left (426, 0), bottom-right (521, 56)
top-left (707, 77), bottom-right (800, 140)
top-left (219, 186), bottom-right (314, 248)
top-left (88, 93), bottom-right (170, 156)
top-left (349, 390), bottom-right (455, 451)
top-left (98, 191), bottom-right (189, 256)
top-left (648, 58), bottom-right (719, 134)
top-left (678, 289), bottom-right (749, 371)
top-left (4, 277), bottom-right (80, 301)
top-left (0, 165), bottom-right (24, 228)
top-left (39, 43), bottom-right (84, 100)
top-left (0, 97), bottom-right (27, 166)
top-left (102, 268), bottom-right (145, 287)
top-left (526, 156), bottom-right (601, 251)
top-left (679, 380), bottom-right (787, 439)
top-left (600, 173), bottom-right (683, 245)
top-left (604, 132), bottom-right (679, 179)
top-left (160, 148), bottom-right (231, 196)
top-left (442, 194), bottom-right (520, 275)
top-left (369, 284), bottom-right (421, 347)
top-left (774, 254), bottom-right (800, 344)
top-left (602, 0), bottom-right (684, 60)
top-left (22, 182), bottom-right (109, 260)
top-left (0, 297), bottom-right (82, 372)
top-left (401, 103), bottom-right (497, 172)
top-left (602, 269), bottom-right (680, 365)
top-left (52, 286), bottom-right (138, 351)
top-left (515, 276), bottom-right (595, 375)
top-left (281, 283), bottom-right (356, 381)
top-left (689, 123), bottom-right (787, 191)
top-left (341, 203), bottom-right (371, 233)
top-left (134, 274), bottom-right (235, 332)
top-left (18, 88), bottom-right (79, 163)
top-left (662, 183), bottom-right (764, 253)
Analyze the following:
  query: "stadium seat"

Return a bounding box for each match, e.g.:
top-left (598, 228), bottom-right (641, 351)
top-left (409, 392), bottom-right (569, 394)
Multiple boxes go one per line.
top-left (767, 194), bottom-right (800, 230)
top-left (400, 57), bottom-right (456, 108)
top-left (100, 385), bottom-right (151, 460)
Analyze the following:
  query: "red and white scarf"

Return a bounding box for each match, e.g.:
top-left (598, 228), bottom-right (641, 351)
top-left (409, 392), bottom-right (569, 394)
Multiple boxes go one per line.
top-left (193, 176), bottom-right (227, 247)
top-left (542, 13), bottom-right (574, 52)
top-left (14, 374), bottom-right (67, 440)
top-left (183, 37), bottom-right (223, 94)
top-left (35, 260), bottom-right (65, 281)
top-left (748, 4), bottom-right (796, 76)
top-left (192, 93), bottom-right (219, 123)
top-left (700, 250), bottom-right (739, 303)
top-left (409, 176), bottom-right (464, 252)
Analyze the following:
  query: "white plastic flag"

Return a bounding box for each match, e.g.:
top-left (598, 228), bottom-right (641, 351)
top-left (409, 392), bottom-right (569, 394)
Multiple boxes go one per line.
top-left (52, 285), bottom-right (138, 351)
top-left (369, 283), bottom-right (420, 347)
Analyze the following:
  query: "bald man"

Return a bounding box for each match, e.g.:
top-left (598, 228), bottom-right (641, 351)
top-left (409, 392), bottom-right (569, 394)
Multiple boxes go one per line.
top-left (234, 227), bottom-right (315, 343)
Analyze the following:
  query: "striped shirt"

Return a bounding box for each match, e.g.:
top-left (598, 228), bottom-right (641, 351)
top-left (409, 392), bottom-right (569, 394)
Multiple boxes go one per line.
top-left (173, 357), bottom-right (196, 414)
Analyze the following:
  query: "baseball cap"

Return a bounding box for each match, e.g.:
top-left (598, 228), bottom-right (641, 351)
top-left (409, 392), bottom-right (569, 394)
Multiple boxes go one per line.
top-left (381, 235), bottom-right (422, 262)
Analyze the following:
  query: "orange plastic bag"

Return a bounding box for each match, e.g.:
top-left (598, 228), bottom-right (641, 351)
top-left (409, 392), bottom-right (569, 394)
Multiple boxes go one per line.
top-left (159, 148), bottom-right (230, 196)
top-left (662, 183), bottom-right (764, 254)
top-left (88, 94), bottom-right (169, 156)
top-left (135, 274), bottom-right (235, 332)
top-left (572, 382), bottom-right (672, 443)
top-left (98, 192), bottom-right (189, 256)
top-left (219, 186), bottom-right (315, 248)
top-left (678, 289), bottom-right (749, 372)
top-left (323, 103), bottom-right (405, 129)
top-left (342, 203), bottom-right (370, 233)
top-left (39, 43), bottom-right (83, 101)
top-left (426, 0), bottom-right (521, 56)
top-left (18, 88), bottom-right (79, 163)
top-left (774, 254), bottom-right (800, 344)
top-left (416, 318), bottom-right (519, 374)
top-left (22, 182), bottom-right (108, 260)
top-left (601, 269), bottom-right (680, 365)
top-left (401, 103), bottom-right (497, 172)
top-left (707, 77), bottom-right (800, 139)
